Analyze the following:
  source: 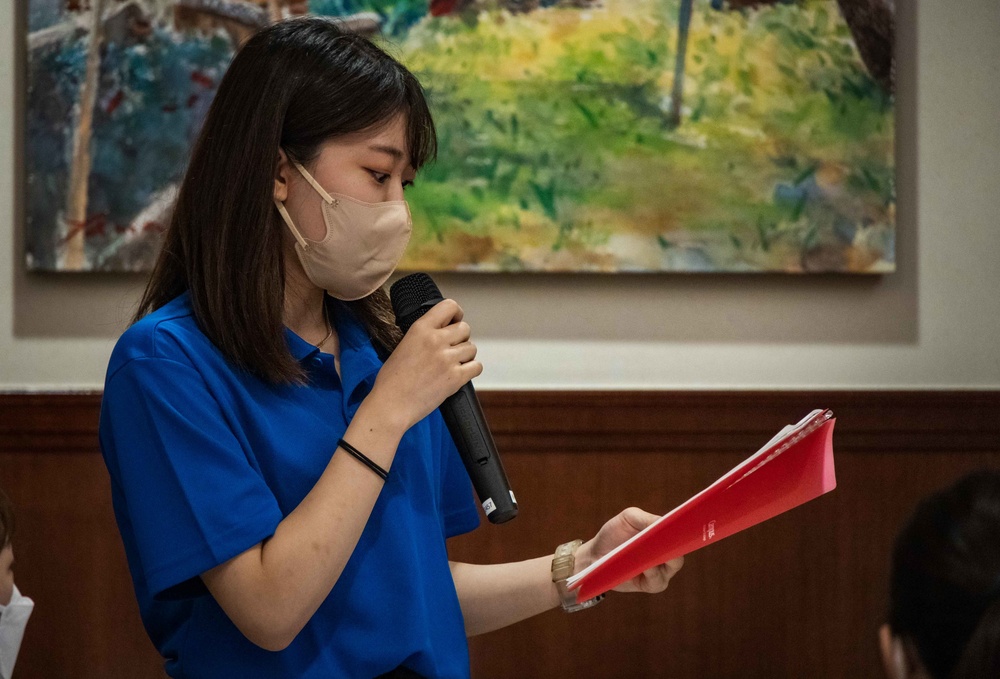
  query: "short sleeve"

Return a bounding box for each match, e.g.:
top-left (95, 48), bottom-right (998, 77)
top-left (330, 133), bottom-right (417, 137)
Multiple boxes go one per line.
top-left (434, 412), bottom-right (481, 538)
top-left (100, 357), bottom-right (284, 599)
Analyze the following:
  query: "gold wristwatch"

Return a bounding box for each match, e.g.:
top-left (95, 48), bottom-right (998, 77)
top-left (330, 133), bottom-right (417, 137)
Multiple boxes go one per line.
top-left (551, 539), bottom-right (605, 612)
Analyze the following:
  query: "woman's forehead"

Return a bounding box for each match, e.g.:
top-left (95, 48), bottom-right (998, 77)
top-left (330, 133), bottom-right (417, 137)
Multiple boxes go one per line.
top-left (315, 118), bottom-right (415, 174)
top-left (323, 115), bottom-right (409, 156)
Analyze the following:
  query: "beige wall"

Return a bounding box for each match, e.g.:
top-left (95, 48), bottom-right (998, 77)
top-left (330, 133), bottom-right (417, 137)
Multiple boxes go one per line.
top-left (2, 0), bottom-right (998, 390)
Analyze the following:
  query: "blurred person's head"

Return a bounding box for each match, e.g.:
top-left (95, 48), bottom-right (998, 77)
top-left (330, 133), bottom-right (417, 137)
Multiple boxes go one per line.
top-left (881, 470), bottom-right (1000, 679)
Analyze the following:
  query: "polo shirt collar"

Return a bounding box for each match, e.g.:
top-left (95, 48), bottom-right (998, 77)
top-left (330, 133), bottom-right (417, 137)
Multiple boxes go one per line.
top-left (283, 327), bottom-right (320, 362)
top-left (331, 301), bottom-right (384, 410)
top-left (282, 300), bottom-right (384, 411)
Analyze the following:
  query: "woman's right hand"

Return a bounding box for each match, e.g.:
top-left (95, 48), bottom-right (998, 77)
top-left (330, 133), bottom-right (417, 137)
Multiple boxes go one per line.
top-left (368, 299), bottom-right (483, 432)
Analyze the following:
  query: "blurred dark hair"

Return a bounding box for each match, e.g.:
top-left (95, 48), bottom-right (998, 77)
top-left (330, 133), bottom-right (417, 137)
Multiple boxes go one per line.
top-left (0, 487), bottom-right (14, 548)
top-left (888, 469), bottom-right (1000, 678)
top-left (135, 17), bottom-right (434, 383)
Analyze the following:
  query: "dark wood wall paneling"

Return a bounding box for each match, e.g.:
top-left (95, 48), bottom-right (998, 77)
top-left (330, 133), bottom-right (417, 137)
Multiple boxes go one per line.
top-left (1, 391), bottom-right (998, 679)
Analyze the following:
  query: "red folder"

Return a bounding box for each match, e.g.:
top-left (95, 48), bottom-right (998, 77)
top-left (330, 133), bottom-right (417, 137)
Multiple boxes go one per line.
top-left (568, 409), bottom-right (837, 602)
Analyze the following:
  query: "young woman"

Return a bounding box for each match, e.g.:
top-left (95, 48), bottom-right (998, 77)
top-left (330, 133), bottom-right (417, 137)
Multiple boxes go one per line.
top-left (880, 470), bottom-right (1000, 679)
top-left (99, 17), bottom-right (683, 678)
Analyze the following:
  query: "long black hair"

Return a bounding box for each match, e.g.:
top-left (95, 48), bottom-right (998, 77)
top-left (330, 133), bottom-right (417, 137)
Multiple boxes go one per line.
top-left (888, 470), bottom-right (1000, 678)
top-left (135, 17), bottom-right (435, 383)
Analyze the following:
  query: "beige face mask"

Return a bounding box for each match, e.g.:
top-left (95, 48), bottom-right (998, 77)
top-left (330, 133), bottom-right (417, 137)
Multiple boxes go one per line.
top-left (274, 160), bottom-right (412, 301)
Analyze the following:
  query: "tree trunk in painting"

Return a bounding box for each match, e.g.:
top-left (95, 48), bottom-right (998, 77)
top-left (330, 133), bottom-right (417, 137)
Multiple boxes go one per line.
top-left (61, 0), bottom-right (106, 271)
top-left (835, 0), bottom-right (894, 94)
top-left (710, 0), bottom-right (894, 94)
top-left (667, 0), bottom-right (694, 128)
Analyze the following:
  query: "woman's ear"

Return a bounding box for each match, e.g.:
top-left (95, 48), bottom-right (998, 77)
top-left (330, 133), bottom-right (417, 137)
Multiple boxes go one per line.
top-left (879, 624), bottom-right (909, 679)
top-left (274, 148), bottom-right (291, 203)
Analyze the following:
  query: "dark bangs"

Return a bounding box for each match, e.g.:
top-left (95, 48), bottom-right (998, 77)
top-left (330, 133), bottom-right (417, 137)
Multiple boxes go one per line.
top-left (279, 26), bottom-right (438, 171)
top-left (402, 73), bottom-right (438, 171)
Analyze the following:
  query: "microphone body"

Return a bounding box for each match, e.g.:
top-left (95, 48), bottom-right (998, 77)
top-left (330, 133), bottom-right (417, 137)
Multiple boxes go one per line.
top-left (390, 274), bottom-right (518, 524)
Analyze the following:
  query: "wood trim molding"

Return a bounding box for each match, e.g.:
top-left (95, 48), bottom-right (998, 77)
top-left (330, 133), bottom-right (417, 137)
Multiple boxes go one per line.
top-left (2, 390), bottom-right (998, 454)
top-left (0, 392), bottom-right (104, 453)
top-left (479, 390), bottom-right (1000, 452)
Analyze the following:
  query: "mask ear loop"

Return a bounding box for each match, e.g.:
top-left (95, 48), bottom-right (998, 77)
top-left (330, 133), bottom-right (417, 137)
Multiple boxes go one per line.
top-left (273, 199), bottom-right (309, 249)
top-left (292, 161), bottom-right (337, 205)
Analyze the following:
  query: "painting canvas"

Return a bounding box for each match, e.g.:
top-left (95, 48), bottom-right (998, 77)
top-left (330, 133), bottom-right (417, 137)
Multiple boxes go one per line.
top-left (24, 0), bottom-right (895, 273)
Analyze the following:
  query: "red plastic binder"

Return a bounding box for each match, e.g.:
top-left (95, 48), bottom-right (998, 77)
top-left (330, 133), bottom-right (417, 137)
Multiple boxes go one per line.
top-left (568, 409), bottom-right (837, 602)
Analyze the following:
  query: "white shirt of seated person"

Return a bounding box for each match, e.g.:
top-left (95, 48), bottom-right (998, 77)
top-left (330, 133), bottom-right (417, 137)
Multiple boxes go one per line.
top-left (0, 543), bottom-right (34, 679)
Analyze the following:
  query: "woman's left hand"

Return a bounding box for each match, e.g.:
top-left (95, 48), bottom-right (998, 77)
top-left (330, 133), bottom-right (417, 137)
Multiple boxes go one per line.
top-left (577, 507), bottom-right (684, 594)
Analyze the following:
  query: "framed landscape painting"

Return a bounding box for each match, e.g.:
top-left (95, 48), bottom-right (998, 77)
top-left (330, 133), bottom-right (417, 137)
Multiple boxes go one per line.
top-left (25, 0), bottom-right (894, 273)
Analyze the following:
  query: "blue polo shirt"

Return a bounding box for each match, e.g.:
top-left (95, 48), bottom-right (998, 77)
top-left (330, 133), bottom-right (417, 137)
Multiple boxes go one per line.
top-left (99, 292), bottom-right (480, 678)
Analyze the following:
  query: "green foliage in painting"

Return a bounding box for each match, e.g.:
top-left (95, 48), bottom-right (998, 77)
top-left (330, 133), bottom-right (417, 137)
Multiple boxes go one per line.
top-left (378, 0), bottom-right (894, 271)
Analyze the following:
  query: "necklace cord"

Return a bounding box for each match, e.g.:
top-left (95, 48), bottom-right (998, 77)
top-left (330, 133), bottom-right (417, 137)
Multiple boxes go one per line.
top-left (315, 304), bottom-right (333, 349)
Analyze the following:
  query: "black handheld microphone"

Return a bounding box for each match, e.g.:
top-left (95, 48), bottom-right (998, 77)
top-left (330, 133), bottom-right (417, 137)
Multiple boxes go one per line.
top-left (389, 273), bottom-right (518, 524)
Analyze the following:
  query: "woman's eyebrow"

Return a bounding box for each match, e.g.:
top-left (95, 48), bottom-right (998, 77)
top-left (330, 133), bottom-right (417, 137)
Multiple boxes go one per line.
top-left (367, 144), bottom-right (405, 162)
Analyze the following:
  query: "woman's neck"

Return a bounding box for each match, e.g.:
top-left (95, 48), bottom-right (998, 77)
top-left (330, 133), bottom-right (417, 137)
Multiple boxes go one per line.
top-left (283, 262), bottom-right (331, 346)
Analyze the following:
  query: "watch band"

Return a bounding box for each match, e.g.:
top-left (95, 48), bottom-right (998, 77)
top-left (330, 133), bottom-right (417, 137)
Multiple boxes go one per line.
top-left (551, 539), bottom-right (605, 612)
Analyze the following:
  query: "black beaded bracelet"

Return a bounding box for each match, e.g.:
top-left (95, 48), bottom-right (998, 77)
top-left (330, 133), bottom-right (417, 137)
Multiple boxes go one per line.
top-left (337, 438), bottom-right (389, 481)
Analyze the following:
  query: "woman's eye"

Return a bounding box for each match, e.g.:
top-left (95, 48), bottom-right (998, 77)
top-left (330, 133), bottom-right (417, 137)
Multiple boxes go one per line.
top-left (369, 170), bottom-right (390, 184)
top-left (403, 180), bottom-right (414, 190)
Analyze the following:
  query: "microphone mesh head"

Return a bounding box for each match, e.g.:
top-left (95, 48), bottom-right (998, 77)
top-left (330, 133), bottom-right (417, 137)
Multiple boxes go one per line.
top-left (390, 273), bottom-right (443, 331)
